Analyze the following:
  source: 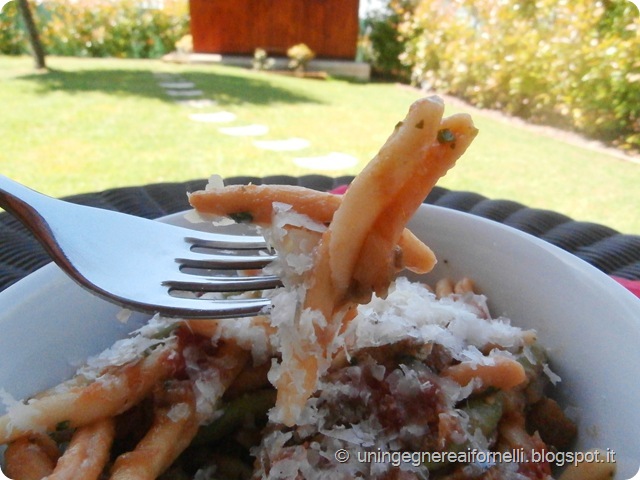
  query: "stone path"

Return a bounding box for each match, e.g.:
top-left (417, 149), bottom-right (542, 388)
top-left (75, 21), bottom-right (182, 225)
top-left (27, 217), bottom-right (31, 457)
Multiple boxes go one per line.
top-left (152, 71), bottom-right (359, 171)
top-left (219, 124), bottom-right (269, 137)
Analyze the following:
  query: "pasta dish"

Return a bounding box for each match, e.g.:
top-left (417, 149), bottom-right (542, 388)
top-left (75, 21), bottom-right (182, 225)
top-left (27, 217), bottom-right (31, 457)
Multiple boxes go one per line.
top-left (0, 96), bottom-right (615, 480)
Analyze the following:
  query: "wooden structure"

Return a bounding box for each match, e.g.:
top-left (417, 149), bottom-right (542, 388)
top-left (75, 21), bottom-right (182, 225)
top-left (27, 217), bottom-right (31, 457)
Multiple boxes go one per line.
top-left (188, 0), bottom-right (360, 60)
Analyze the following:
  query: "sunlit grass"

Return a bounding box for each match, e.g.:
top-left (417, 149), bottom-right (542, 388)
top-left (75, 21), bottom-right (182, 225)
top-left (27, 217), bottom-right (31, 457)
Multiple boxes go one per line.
top-left (1, 55), bottom-right (638, 233)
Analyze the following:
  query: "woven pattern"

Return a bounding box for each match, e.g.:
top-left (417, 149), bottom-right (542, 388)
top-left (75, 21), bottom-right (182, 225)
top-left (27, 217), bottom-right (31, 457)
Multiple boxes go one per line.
top-left (0, 175), bottom-right (638, 293)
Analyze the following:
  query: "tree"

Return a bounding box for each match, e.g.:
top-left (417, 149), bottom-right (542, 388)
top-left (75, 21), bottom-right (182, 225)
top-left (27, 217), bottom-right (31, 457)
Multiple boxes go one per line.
top-left (17, 0), bottom-right (46, 70)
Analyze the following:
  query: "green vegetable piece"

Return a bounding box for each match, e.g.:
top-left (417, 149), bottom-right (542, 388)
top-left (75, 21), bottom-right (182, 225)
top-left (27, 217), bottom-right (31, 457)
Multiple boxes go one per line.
top-left (517, 344), bottom-right (547, 370)
top-left (437, 128), bottom-right (456, 144)
top-left (424, 393), bottom-right (504, 472)
top-left (229, 211), bottom-right (254, 224)
top-left (55, 420), bottom-right (71, 431)
top-left (193, 389), bottom-right (276, 446)
top-left (150, 323), bottom-right (180, 340)
top-left (462, 393), bottom-right (503, 438)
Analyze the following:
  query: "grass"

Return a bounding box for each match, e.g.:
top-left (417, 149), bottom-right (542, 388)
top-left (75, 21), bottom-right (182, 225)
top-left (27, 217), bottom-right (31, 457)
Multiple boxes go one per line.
top-left (1, 55), bottom-right (639, 234)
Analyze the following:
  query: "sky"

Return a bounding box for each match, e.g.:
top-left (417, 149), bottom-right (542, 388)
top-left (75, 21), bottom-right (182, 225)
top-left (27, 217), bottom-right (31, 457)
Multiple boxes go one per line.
top-left (359, 0), bottom-right (388, 18)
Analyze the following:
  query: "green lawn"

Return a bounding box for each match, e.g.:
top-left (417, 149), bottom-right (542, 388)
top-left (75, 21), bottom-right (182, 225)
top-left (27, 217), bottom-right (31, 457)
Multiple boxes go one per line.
top-left (1, 55), bottom-right (638, 234)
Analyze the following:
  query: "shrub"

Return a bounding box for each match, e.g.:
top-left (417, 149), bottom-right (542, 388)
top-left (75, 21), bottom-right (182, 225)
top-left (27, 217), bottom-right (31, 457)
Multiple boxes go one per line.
top-left (395, 0), bottom-right (640, 152)
top-left (0, 1), bottom-right (29, 55)
top-left (361, 1), bottom-right (413, 80)
top-left (287, 43), bottom-right (315, 72)
top-left (252, 48), bottom-right (275, 71)
top-left (0, 0), bottom-right (189, 59)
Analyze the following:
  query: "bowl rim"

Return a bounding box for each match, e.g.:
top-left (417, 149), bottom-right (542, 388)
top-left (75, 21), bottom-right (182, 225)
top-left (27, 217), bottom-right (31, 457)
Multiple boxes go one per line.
top-left (0, 204), bottom-right (638, 477)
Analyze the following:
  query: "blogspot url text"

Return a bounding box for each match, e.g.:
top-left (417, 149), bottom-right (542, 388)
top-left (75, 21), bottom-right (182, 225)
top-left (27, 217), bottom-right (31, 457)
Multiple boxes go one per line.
top-left (334, 448), bottom-right (617, 468)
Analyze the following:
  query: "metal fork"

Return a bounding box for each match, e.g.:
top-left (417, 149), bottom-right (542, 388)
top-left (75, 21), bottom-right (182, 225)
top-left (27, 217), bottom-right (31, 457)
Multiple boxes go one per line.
top-left (0, 175), bottom-right (281, 318)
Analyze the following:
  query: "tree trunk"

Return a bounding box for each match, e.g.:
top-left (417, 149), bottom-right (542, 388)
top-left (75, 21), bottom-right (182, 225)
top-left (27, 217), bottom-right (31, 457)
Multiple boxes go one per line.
top-left (17, 0), bottom-right (46, 70)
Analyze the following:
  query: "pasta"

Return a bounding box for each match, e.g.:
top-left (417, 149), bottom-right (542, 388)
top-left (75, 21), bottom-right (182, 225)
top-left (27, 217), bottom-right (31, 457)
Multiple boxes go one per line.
top-left (188, 184), bottom-right (437, 276)
top-left (45, 418), bottom-right (115, 480)
top-left (440, 355), bottom-right (527, 391)
top-left (0, 96), bottom-right (613, 480)
top-left (263, 97), bottom-right (478, 426)
top-left (0, 343), bottom-right (179, 444)
top-left (3, 432), bottom-right (57, 479)
top-left (109, 381), bottom-right (198, 480)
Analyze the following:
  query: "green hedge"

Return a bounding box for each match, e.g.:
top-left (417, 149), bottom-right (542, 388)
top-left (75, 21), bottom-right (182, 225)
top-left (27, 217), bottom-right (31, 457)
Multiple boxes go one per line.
top-left (377, 0), bottom-right (639, 152)
top-left (0, 0), bottom-right (189, 59)
top-left (361, 5), bottom-right (411, 81)
top-left (0, 1), bottom-right (28, 55)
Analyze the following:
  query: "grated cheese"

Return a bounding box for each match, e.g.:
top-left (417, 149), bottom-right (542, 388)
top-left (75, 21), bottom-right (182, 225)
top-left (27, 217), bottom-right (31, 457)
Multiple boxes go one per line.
top-left (247, 210), bottom-right (554, 479)
top-left (77, 314), bottom-right (175, 381)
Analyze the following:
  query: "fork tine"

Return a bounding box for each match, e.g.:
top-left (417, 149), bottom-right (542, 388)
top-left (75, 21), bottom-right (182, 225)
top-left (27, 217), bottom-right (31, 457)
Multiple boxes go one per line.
top-left (177, 251), bottom-right (277, 270)
top-left (185, 233), bottom-right (269, 250)
top-left (164, 273), bottom-right (281, 292)
top-left (155, 296), bottom-right (272, 319)
top-left (0, 174), bottom-right (282, 319)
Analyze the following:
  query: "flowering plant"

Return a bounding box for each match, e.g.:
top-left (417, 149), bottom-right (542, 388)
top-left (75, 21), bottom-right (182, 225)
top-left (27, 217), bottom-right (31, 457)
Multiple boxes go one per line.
top-left (287, 43), bottom-right (315, 73)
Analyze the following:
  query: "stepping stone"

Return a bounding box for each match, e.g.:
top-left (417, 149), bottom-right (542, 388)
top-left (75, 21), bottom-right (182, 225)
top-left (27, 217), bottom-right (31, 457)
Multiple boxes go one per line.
top-left (293, 152), bottom-right (358, 170)
top-left (219, 124), bottom-right (269, 137)
top-left (175, 99), bottom-right (218, 108)
top-left (165, 89), bottom-right (204, 97)
top-left (159, 81), bottom-right (196, 89)
top-left (253, 137), bottom-right (310, 151)
top-left (189, 112), bottom-right (237, 123)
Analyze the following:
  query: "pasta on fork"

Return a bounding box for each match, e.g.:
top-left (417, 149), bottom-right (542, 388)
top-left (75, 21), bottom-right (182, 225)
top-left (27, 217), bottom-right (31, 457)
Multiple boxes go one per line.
top-left (0, 96), bottom-right (614, 480)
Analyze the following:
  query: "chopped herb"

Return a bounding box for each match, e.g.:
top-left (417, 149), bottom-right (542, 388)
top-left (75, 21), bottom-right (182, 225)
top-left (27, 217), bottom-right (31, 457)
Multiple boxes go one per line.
top-left (437, 128), bottom-right (456, 144)
top-left (229, 211), bottom-right (254, 223)
top-left (395, 121), bottom-right (403, 130)
top-left (415, 120), bottom-right (425, 129)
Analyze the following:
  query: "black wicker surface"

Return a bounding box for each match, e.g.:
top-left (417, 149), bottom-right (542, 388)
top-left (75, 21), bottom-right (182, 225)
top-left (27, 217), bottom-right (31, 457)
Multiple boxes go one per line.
top-left (1, 175), bottom-right (638, 293)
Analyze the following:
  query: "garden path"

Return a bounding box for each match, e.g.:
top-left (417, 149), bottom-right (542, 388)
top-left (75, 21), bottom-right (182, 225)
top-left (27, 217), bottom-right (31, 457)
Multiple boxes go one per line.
top-left (152, 71), bottom-right (359, 171)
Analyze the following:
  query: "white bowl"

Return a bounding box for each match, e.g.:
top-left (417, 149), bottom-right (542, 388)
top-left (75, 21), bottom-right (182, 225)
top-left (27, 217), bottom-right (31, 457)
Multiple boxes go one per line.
top-left (0, 205), bottom-right (638, 477)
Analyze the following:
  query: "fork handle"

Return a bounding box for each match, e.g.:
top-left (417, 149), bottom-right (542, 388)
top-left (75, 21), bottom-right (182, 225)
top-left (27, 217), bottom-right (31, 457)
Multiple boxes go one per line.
top-left (0, 175), bottom-right (67, 257)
